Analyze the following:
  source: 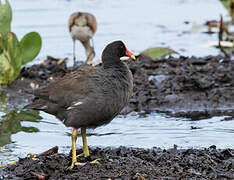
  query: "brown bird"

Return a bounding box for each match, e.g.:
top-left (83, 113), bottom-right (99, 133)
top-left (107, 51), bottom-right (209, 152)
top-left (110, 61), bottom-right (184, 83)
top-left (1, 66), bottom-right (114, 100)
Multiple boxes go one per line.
top-left (68, 12), bottom-right (97, 65)
top-left (25, 41), bottom-right (136, 169)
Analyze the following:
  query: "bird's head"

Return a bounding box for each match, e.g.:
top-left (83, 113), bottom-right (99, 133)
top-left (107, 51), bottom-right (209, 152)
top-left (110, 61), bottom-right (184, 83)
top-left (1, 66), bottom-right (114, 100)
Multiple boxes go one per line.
top-left (102, 41), bottom-right (136, 65)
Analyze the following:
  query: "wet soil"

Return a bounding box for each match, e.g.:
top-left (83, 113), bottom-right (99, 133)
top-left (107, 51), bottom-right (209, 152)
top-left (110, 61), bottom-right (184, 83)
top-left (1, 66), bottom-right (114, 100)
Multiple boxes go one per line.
top-left (2, 54), bottom-right (234, 119)
top-left (1, 55), bottom-right (234, 179)
top-left (1, 146), bottom-right (234, 179)
top-left (126, 55), bottom-right (234, 119)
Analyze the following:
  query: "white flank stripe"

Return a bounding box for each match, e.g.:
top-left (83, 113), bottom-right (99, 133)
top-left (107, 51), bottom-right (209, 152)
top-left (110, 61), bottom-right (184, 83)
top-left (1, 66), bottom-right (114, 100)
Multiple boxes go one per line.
top-left (74, 101), bottom-right (83, 106)
top-left (67, 106), bottom-right (74, 110)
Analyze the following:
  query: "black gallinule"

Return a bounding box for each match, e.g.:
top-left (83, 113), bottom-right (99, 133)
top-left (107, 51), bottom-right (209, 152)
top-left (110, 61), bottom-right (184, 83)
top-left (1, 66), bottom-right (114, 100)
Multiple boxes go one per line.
top-left (25, 40), bottom-right (136, 169)
top-left (68, 12), bottom-right (97, 64)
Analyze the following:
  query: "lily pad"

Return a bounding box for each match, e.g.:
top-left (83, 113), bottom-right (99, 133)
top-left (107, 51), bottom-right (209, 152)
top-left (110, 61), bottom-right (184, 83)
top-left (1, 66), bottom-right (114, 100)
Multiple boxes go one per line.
top-left (141, 47), bottom-right (177, 60)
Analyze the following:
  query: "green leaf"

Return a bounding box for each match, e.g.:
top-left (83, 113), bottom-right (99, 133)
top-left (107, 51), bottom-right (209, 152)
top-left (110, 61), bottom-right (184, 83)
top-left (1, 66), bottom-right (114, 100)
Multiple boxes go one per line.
top-left (19, 32), bottom-right (42, 65)
top-left (0, 34), bottom-right (3, 54)
top-left (141, 47), bottom-right (177, 60)
top-left (7, 32), bottom-right (22, 68)
top-left (0, 90), bottom-right (8, 111)
top-left (21, 126), bottom-right (40, 133)
top-left (15, 110), bottom-right (43, 122)
top-left (0, 0), bottom-right (12, 36)
top-left (0, 32), bottom-right (21, 86)
top-left (220, 0), bottom-right (230, 10)
top-left (0, 109), bottom-right (41, 147)
top-left (0, 0), bottom-right (42, 86)
top-left (0, 51), bottom-right (14, 85)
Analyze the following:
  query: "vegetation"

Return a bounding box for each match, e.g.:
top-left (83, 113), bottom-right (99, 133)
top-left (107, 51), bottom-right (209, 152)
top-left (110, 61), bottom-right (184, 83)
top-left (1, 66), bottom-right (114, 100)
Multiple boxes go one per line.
top-left (141, 47), bottom-right (177, 60)
top-left (0, 0), bottom-right (42, 86)
top-left (220, 0), bottom-right (234, 21)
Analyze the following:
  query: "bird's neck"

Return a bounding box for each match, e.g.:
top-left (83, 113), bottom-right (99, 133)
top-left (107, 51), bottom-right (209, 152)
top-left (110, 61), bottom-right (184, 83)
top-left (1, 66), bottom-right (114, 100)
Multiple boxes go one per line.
top-left (103, 60), bottom-right (131, 82)
top-left (102, 57), bottom-right (124, 69)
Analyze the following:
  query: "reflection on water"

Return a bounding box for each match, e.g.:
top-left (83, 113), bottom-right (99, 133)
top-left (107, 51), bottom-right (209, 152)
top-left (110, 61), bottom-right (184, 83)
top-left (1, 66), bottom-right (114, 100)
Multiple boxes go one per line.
top-left (1, 110), bottom-right (234, 164)
top-left (0, 91), bottom-right (42, 149)
top-left (0, 110), bottom-right (42, 147)
top-left (0, 91), bottom-right (7, 111)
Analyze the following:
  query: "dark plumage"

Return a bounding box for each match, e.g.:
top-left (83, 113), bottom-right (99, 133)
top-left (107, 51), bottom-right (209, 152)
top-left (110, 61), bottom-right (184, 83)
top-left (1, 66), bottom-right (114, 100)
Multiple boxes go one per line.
top-left (25, 40), bottom-right (136, 168)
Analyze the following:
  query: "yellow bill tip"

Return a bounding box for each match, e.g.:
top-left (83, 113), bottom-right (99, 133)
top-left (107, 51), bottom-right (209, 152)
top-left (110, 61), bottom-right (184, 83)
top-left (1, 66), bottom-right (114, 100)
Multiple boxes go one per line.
top-left (131, 55), bottom-right (136, 60)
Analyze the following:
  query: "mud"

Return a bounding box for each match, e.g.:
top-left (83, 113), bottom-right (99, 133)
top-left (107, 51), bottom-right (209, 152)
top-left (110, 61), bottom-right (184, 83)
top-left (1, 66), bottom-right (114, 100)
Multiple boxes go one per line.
top-left (0, 56), bottom-right (74, 110)
top-left (1, 146), bottom-right (234, 179)
top-left (1, 56), bottom-right (234, 179)
top-left (126, 55), bottom-right (234, 119)
top-left (2, 54), bottom-right (233, 119)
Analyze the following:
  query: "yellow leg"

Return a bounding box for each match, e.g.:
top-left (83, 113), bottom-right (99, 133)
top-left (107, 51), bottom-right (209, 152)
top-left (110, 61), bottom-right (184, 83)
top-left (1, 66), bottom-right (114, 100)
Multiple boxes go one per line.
top-left (80, 127), bottom-right (100, 164)
top-left (81, 127), bottom-right (90, 157)
top-left (69, 128), bottom-right (100, 169)
top-left (69, 128), bottom-right (86, 169)
top-left (71, 128), bottom-right (77, 164)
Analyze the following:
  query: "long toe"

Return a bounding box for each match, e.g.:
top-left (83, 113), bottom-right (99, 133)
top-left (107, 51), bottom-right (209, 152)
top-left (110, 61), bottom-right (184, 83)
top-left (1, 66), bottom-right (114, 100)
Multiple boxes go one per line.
top-left (27, 152), bottom-right (38, 160)
top-left (90, 158), bottom-right (101, 164)
top-left (77, 153), bottom-right (92, 161)
top-left (76, 152), bottom-right (84, 158)
top-left (68, 158), bottom-right (101, 169)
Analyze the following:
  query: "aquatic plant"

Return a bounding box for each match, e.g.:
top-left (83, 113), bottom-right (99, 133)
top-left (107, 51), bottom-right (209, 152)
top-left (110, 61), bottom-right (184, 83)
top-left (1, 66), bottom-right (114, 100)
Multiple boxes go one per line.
top-left (141, 47), bottom-right (177, 60)
top-left (0, 0), bottom-right (42, 86)
top-left (220, 0), bottom-right (234, 20)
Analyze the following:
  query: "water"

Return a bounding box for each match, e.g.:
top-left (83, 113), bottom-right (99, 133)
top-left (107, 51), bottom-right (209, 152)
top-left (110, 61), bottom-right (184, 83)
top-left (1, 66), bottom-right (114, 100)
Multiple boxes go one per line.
top-left (9, 0), bottom-right (229, 65)
top-left (1, 111), bottom-right (234, 164)
top-left (1, 0), bottom-right (234, 164)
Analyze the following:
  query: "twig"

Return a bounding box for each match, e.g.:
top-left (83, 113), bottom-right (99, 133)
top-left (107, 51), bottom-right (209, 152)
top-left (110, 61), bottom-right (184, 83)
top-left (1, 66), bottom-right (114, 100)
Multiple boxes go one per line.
top-left (31, 172), bottom-right (45, 180)
top-left (0, 146), bottom-right (59, 168)
top-left (38, 146), bottom-right (58, 157)
top-left (218, 14), bottom-right (229, 57)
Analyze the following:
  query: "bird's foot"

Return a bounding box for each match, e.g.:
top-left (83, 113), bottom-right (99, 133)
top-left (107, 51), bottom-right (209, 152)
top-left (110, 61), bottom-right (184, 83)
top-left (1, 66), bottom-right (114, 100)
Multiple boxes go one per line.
top-left (68, 161), bottom-right (87, 169)
top-left (89, 158), bottom-right (101, 164)
top-left (76, 152), bottom-right (85, 158)
top-left (68, 158), bottom-right (101, 169)
top-left (27, 152), bottom-right (38, 160)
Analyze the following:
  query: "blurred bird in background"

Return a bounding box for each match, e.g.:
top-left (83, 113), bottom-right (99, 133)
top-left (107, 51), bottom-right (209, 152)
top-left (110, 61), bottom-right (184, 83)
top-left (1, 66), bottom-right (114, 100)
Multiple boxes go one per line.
top-left (68, 12), bottom-right (97, 65)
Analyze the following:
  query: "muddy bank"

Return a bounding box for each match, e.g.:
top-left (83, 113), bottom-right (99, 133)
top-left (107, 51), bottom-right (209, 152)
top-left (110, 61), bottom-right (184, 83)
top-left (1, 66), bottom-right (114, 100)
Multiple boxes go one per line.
top-left (0, 56), bottom-right (73, 110)
top-left (126, 55), bottom-right (234, 119)
top-left (1, 55), bottom-right (234, 119)
top-left (1, 56), bottom-right (234, 179)
top-left (1, 146), bottom-right (234, 179)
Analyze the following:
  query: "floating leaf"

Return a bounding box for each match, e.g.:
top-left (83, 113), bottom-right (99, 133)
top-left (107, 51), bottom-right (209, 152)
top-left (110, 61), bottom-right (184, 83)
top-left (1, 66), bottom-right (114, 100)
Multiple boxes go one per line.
top-left (19, 32), bottom-right (42, 65)
top-left (141, 47), bottom-right (177, 60)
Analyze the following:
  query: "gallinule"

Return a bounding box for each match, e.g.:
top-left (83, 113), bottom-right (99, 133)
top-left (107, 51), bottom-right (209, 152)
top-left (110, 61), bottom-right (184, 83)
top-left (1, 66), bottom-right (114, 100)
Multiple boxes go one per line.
top-left (25, 41), bottom-right (136, 169)
top-left (68, 12), bottom-right (97, 65)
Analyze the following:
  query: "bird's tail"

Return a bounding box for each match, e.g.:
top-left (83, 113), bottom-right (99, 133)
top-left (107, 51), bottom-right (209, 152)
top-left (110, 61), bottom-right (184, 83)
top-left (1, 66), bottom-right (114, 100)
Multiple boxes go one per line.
top-left (24, 99), bottom-right (47, 110)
